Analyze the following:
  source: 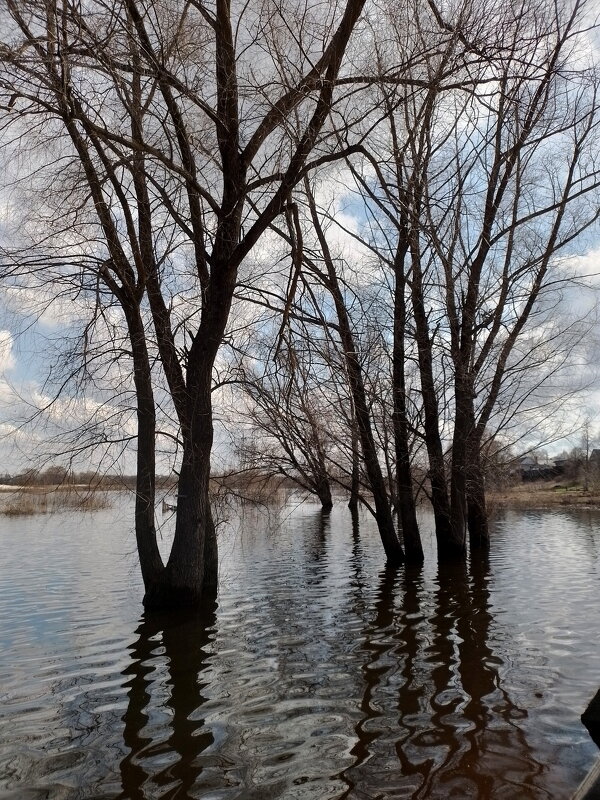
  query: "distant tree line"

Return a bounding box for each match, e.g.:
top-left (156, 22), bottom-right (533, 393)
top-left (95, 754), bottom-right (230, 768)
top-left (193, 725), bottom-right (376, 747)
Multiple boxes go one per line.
top-left (0, 466), bottom-right (176, 490)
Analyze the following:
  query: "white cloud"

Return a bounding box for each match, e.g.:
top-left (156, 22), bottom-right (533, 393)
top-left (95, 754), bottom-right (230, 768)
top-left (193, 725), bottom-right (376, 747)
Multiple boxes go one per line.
top-left (1, 285), bottom-right (92, 330)
top-left (562, 248), bottom-right (600, 281)
top-left (0, 330), bottom-right (15, 372)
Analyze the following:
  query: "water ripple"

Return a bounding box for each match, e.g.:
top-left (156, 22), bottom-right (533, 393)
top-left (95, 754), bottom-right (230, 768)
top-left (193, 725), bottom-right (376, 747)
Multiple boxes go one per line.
top-left (1, 502), bottom-right (600, 798)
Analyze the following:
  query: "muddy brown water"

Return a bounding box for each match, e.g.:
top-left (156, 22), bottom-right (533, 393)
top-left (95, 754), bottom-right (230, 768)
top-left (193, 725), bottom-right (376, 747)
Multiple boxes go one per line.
top-left (1, 499), bottom-right (599, 799)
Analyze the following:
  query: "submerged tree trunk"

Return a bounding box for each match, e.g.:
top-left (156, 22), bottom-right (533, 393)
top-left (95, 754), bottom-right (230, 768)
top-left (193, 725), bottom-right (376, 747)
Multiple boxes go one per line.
top-left (144, 257), bottom-right (234, 609)
top-left (447, 372), bottom-right (470, 558)
top-left (467, 475), bottom-right (489, 549)
top-left (307, 407), bottom-right (334, 512)
top-left (466, 431), bottom-right (490, 549)
top-left (306, 185), bottom-right (404, 566)
top-left (124, 305), bottom-right (164, 592)
top-left (348, 413), bottom-right (361, 513)
top-left (392, 242), bottom-right (423, 563)
top-left (409, 248), bottom-right (454, 556)
top-left (340, 324), bottom-right (404, 564)
top-left (144, 381), bottom-right (218, 610)
top-left (315, 476), bottom-right (334, 513)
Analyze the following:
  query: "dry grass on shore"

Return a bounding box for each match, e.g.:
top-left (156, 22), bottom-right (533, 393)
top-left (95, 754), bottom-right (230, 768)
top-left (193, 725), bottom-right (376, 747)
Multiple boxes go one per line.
top-left (490, 481), bottom-right (600, 509)
top-left (0, 487), bottom-right (112, 516)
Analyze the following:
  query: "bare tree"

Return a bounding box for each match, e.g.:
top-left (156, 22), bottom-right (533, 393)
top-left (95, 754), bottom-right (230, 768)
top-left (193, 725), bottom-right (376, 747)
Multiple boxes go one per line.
top-left (237, 335), bottom-right (336, 512)
top-left (0, 0), bottom-right (370, 609)
top-left (299, 181), bottom-right (412, 563)
top-left (331, 0), bottom-right (600, 556)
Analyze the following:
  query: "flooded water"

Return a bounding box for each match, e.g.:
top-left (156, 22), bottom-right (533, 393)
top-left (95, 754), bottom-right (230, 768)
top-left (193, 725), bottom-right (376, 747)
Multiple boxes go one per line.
top-left (1, 499), bottom-right (599, 799)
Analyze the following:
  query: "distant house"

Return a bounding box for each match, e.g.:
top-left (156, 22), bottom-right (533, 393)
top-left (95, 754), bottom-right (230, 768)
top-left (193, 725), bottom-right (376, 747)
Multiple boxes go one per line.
top-left (519, 455), bottom-right (560, 482)
top-left (519, 456), bottom-right (537, 471)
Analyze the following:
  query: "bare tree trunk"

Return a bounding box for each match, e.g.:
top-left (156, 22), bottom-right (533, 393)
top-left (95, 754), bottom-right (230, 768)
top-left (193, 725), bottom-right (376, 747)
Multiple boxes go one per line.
top-left (409, 251), bottom-right (453, 553)
top-left (392, 243), bottom-right (423, 562)
top-left (315, 477), bottom-right (334, 513)
top-left (123, 308), bottom-right (164, 593)
top-left (448, 372), bottom-right (470, 557)
top-left (466, 430), bottom-right (490, 550)
top-left (345, 338), bottom-right (404, 565)
top-left (144, 386), bottom-right (218, 610)
top-left (348, 412), bottom-right (360, 513)
top-left (306, 185), bottom-right (404, 565)
top-left (168, 443), bottom-right (217, 600)
top-left (144, 258), bottom-right (234, 608)
top-left (307, 406), bottom-right (334, 512)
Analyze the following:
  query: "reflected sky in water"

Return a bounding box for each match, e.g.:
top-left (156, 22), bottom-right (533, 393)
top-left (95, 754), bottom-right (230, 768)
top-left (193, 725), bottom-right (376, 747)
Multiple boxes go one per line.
top-left (0, 500), bottom-right (599, 798)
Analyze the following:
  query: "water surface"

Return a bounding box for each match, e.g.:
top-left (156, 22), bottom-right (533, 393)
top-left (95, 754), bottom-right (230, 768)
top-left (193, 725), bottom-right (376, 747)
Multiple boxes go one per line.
top-left (1, 500), bottom-right (599, 798)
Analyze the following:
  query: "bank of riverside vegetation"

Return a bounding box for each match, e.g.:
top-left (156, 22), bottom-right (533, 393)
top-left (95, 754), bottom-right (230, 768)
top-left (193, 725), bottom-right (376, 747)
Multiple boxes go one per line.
top-left (1, 0), bottom-right (600, 610)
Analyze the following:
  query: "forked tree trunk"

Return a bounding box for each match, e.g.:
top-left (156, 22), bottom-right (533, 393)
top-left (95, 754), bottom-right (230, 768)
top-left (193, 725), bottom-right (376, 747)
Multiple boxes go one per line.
top-left (144, 392), bottom-right (218, 610)
top-left (143, 284), bottom-right (228, 609)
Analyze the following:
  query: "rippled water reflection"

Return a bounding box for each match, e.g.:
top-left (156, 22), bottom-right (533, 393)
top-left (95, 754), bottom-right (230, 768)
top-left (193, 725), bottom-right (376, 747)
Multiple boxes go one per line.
top-left (1, 500), bottom-right (599, 798)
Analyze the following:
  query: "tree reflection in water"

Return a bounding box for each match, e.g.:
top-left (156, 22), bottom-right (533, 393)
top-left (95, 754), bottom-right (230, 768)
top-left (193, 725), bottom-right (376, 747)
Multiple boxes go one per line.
top-left (1, 505), bottom-right (599, 798)
top-left (118, 606), bottom-right (216, 799)
top-left (112, 510), bottom-right (592, 799)
top-left (342, 550), bottom-right (544, 799)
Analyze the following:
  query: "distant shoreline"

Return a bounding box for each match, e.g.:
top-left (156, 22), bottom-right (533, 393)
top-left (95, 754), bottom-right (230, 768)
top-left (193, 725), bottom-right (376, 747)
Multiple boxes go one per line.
top-left (3, 480), bottom-right (600, 514)
top-left (489, 482), bottom-right (600, 510)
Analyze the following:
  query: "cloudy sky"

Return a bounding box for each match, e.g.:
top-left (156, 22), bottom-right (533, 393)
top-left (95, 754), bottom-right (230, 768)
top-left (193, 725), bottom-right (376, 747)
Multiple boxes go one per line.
top-left (2, 0), bottom-right (600, 476)
top-left (2, 188), bottom-right (600, 477)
